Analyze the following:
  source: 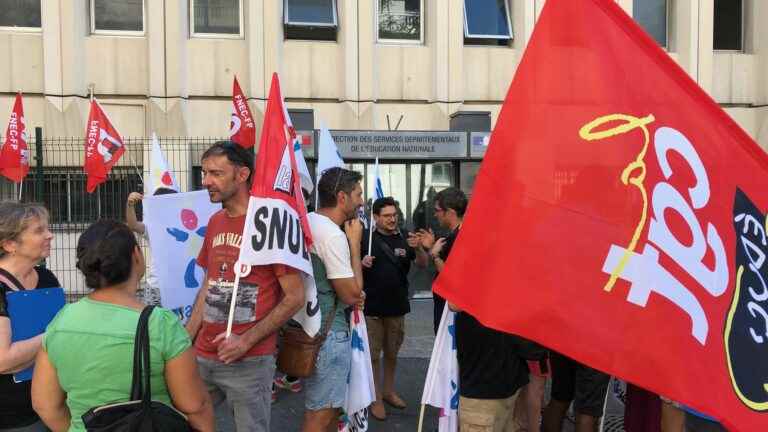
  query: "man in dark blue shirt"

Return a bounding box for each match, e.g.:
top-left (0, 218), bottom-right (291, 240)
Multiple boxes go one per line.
top-left (361, 197), bottom-right (427, 420)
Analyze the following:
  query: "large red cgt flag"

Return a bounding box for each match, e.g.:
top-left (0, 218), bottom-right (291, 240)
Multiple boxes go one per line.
top-left (229, 75), bottom-right (256, 148)
top-left (434, 0), bottom-right (768, 429)
top-left (84, 99), bottom-right (125, 193)
top-left (0, 92), bottom-right (29, 183)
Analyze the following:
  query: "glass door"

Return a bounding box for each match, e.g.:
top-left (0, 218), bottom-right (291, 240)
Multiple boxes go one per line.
top-left (348, 160), bottom-right (457, 298)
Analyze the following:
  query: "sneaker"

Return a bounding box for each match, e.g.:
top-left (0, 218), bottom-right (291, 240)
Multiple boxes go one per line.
top-left (274, 375), bottom-right (302, 393)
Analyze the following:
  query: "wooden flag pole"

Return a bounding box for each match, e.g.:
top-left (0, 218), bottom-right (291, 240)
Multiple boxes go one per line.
top-left (416, 404), bottom-right (426, 432)
top-left (225, 272), bottom-right (241, 338)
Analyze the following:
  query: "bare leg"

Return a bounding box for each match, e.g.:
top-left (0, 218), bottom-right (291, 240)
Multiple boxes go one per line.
top-left (542, 399), bottom-right (569, 432)
top-left (526, 375), bottom-right (547, 432)
top-left (660, 401), bottom-right (685, 432)
top-left (574, 413), bottom-right (599, 432)
top-left (302, 408), bottom-right (339, 432)
top-left (382, 354), bottom-right (397, 397)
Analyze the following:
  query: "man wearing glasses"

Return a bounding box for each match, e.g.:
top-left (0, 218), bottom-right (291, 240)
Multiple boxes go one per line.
top-left (360, 196), bottom-right (428, 420)
top-left (186, 141), bottom-right (305, 432)
top-left (418, 187), bottom-right (467, 334)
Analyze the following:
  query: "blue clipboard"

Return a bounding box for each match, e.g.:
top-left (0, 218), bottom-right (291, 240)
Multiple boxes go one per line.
top-left (6, 287), bottom-right (66, 383)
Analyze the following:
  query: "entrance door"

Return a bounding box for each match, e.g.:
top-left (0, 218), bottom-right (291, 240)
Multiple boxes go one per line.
top-left (348, 161), bottom-right (456, 298)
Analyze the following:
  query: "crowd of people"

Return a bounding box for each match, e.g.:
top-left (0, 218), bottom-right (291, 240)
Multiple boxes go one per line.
top-left (0, 140), bottom-right (726, 431)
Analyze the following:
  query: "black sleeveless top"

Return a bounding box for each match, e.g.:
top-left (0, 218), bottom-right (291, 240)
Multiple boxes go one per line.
top-left (0, 266), bottom-right (60, 428)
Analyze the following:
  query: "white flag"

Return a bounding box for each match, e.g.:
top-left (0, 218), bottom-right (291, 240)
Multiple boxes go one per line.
top-left (281, 105), bottom-right (314, 194)
top-left (340, 309), bottom-right (377, 432)
top-left (146, 133), bottom-right (179, 195)
top-left (421, 307), bottom-right (459, 432)
top-left (143, 191), bottom-right (221, 312)
top-left (317, 121), bottom-right (345, 180)
top-left (293, 137), bottom-right (314, 194)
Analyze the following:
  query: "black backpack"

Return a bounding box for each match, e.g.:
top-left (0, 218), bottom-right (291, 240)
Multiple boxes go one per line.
top-left (81, 306), bottom-right (191, 431)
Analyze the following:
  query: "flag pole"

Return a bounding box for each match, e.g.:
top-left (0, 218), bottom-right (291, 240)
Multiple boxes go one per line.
top-left (367, 157), bottom-right (378, 256)
top-left (126, 139), bottom-right (145, 186)
top-left (416, 404), bottom-right (426, 432)
top-left (225, 272), bottom-right (241, 338)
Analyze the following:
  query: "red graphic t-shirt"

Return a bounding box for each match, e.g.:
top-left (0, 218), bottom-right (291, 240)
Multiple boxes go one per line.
top-left (195, 210), bottom-right (295, 359)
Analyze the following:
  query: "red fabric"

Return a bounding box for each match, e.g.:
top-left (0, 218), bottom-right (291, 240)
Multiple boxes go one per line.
top-left (195, 210), bottom-right (295, 358)
top-left (251, 73), bottom-right (312, 248)
top-left (0, 93), bottom-right (29, 183)
top-left (433, 0), bottom-right (768, 429)
top-left (83, 100), bottom-right (125, 193)
top-left (229, 76), bottom-right (256, 148)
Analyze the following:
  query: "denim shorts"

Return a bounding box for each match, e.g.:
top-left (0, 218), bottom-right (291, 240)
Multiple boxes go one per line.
top-left (304, 329), bottom-right (351, 410)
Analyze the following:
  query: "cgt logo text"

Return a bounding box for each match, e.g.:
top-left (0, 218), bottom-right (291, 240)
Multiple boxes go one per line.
top-left (727, 189), bottom-right (768, 410)
top-left (581, 114), bottom-right (768, 410)
top-left (581, 113), bottom-right (728, 346)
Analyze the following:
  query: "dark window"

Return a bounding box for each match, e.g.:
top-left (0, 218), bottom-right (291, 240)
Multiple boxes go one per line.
top-left (92, 0), bottom-right (144, 33)
top-left (714, 0), bottom-right (742, 51)
top-left (634, 0), bottom-right (668, 47)
top-left (16, 167), bottom-right (141, 225)
top-left (378, 0), bottom-right (422, 42)
top-left (0, 0), bottom-right (41, 29)
top-left (284, 0), bottom-right (337, 41)
top-left (463, 0), bottom-right (512, 40)
top-left (192, 0), bottom-right (241, 36)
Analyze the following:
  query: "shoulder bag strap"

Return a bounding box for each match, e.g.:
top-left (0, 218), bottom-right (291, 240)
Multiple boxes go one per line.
top-left (129, 306), bottom-right (155, 402)
top-left (0, 268), bottom-right (23, 291)
top-left (374, 233), bottom-right (401, 268)
top-left (316, 297), bottom-right (339, 345)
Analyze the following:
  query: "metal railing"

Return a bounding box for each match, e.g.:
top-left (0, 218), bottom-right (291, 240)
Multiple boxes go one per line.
top-left (0, 131), bottom-right (224, 301)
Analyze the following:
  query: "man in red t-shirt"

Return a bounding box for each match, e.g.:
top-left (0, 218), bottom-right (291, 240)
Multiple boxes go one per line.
top-left (186, 141), bottom-right (305, 432)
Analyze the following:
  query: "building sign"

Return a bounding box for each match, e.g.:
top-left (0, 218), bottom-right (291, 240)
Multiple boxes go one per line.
top-left (470, 132), bottom-right (491, 158)
top-left (331, 131), bottom-right (467, 159)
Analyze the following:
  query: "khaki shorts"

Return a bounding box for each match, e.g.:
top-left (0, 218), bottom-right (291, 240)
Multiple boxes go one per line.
top-left (459, 393), bottom-right (523, 432)
top-left (365, 315), bottom-right (405, 360)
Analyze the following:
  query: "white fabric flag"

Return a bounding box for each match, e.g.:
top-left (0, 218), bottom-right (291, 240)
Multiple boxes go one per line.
top-left (317, 122), bottom-right (345, 179)
top-left (421, 306), bottom-right (459, 432)
top-left (340, 309), bottom-right (377, 432)
top-left (146, 133), bottom-right (179, 195)
top-left (281, 105), bottom-right (314, 193)
top-left (143, 190), bottom-right (221, 312)
top-left (293, 138), bottom-right (314, 194)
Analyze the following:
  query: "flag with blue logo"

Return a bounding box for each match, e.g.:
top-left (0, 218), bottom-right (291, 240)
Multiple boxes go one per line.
top-left (373, 157), bottom-right (384, 201)
top-left (340, 309), bottom-right (376, 432)
top-left (367, 157), bottom-right (384, 255)
top-left (421, 306), bottom-right (459, 432)
top-left (143, 190), bottom-right (221, 312)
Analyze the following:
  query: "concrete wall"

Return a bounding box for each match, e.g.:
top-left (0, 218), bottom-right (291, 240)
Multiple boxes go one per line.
top-left (0, 0), bottom-right (765, 151)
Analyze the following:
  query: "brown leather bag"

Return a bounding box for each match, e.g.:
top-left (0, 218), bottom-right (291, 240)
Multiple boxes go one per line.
top-left (276, 300), bottom-right (338, 378)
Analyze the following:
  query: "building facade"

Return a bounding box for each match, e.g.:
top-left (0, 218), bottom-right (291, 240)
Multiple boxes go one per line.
top-left (0, 0), bottom-right (766, 297)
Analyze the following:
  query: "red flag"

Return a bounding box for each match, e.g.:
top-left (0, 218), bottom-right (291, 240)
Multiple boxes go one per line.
top-left (229, 76), bottom-right (256, 148)
top-left (236, 73), bottom-right (320, 336)
top-left (0, 92), bottom-right (29, 183)
top-left (434, 0), bottom-right (768, 429)
top-left (84, 100), bottom-right (125, 193)
top-left (251, 73), bottom-right (312, 248)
